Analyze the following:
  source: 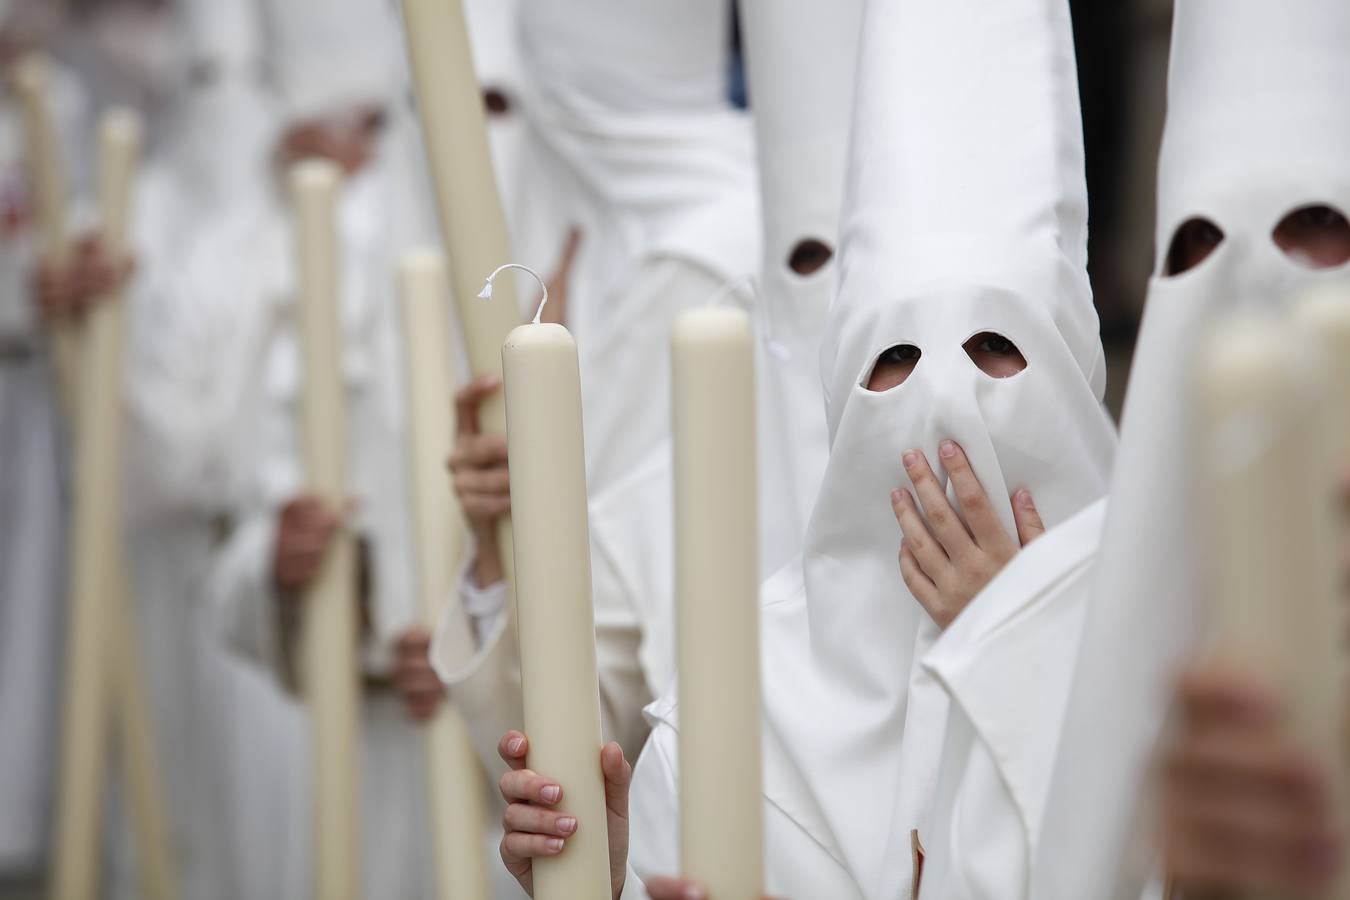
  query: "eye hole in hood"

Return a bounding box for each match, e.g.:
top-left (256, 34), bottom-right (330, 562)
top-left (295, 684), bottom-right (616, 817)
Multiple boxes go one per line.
top-left (787, 238), bottom-right (835, 276)
top-left (963, 331), bottom-right (1027, 378)
top-left (865, 343), bottom-right (923, 392)
top-left (1273, 204), bottom-right (1350, 271)
top-left (1165, 217), bottom-right (1226, 277)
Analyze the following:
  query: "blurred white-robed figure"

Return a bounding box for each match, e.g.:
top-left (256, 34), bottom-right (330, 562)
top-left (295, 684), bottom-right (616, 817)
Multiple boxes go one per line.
top-left (1034, 2), bottom-right (1350, 897)
top-left (433, 0), bottom-right (764, 769)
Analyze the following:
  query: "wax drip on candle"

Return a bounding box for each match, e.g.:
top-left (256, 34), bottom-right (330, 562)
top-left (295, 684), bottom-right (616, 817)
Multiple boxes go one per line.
top-left (479, 263), bottom-right (550, 324)
top-left (704, 275), bottom-right (790, 361)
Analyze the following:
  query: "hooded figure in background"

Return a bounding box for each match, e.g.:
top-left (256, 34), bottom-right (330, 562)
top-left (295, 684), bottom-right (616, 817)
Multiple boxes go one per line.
top-left (736, 0), bottom-right (853, 577)
top-left (614, 0), bottom-right (1116, 895)
top-left (1034, 2), bottom-right (1350, 897)
top-left (204, 0), bottom-right (478, 896)
top-left (104, 2), bottom-right (317, 898)
top-left (434, 0), bottom-right (763, 765)
top-left (0, 1), bottom-right (88, 875)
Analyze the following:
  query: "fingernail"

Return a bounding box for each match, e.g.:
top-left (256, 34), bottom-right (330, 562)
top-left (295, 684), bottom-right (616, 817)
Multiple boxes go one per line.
top-left (1016, 490), bottom-right (1035, 508)
top-left (556, 816), bottom-right (576, 835)
top-left (545, 837), bottom-right (564, 853)
top-left (939, 440), bottom-right (957, 459)
top-left (541, 785), bottom-right (561, 804)
top-left (891, 489), bottom-right (904, 506)
top-left (507, 735), bottom-right (525, 755)
top-left (684, 887), bottom-right (707, 900)
top-left (902, 450), bottom-right (918, 469)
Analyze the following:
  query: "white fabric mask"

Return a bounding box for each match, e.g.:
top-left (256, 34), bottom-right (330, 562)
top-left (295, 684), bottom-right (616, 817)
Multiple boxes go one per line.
top-left (1036, 3), bottom-right (1350, 897)
top-left (759, 0), bottom-right (1116, 893)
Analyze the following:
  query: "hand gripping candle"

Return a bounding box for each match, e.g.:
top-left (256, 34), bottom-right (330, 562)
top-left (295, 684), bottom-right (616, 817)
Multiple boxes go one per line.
top-left (51, 108), bottom-right (156, 900)
top-left (493, 266), bottom-right (611, 900)
top-left (398, 249), bottom-right (490, 900)
top-left (290, 158), bottom-right (361, 900)
top-left (672, 306), bottom-right (764, 898)
top-left (401, 0), bottom-right (518, 587)
top-left (12, 53), bottom-right (79, 417)
top-left (1195, 315), bottom-right (1348, 854)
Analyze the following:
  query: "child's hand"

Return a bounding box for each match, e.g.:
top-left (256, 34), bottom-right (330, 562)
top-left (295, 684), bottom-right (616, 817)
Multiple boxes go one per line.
top-left (392, 627), bottom-right (443, 721)
top-left (497, 730), bottom-right (632, 900)
top-left (891, 440), bottom-right (1044, 629)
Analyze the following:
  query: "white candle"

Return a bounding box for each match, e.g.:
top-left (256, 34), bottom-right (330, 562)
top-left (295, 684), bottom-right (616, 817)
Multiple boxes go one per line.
top-left (12, 53), bottom-right (79, 416)
top-left (51, 108), bottom-right (146, 900)
top-left (502, 322), bottom-right (610, 900)
top-left (110, 560), bottom-right (179, 900)
top-left (398, 249), bottom-right (490, 900)
top-left (1196, 314), bottom-right (1346, 797)
top-left (672, 308), bottom-right (764, 898)
top-left (401, 0), bottom-right (518, 587)
top-left (290, 158), bottom-right (361, 900)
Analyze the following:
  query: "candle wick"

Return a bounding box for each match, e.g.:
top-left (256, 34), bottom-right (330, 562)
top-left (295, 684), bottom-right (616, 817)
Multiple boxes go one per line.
top-left (480, 263), bottom-right (550, 324)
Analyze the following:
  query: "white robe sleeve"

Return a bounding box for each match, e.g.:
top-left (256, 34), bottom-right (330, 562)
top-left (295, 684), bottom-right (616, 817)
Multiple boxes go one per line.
top-left (919, 500), bottom-right (1106, 900)
top-left (623, 719), bottom-right (681, 898)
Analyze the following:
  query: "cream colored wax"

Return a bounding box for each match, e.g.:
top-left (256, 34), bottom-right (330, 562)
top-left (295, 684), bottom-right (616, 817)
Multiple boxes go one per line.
top-left (12, 53), bottom-right (79, 416)
top-left (671, 307), bottom-right (764, 898)
top-left (290, 159), bottom-right (361, 900)
top-left (51, 109), bottom-right (159, 900)
top-left (502, 323), bottom-right (611, 900)
top-left (401, 0), bottom-right (517, 586)
top-left (1196, 315), bottom-right (1347, 847)
top-left (397, 249), bottom-right (490, 900)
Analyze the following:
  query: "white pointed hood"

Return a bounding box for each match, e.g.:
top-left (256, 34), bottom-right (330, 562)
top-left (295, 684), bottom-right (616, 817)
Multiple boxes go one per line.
top-left (1035, 3), bottom-right (1350, 898)
top-left (758, 0), bottom-right (1115, 893)
top-left (262, 0), bottom-right (402, 122)
top-left (738, 0), bottom-right (860, 571)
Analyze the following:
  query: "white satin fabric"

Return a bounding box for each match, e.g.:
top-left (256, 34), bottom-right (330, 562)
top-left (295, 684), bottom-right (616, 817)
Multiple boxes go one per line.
top-left (1035, 3), bottom-right (1350, 898)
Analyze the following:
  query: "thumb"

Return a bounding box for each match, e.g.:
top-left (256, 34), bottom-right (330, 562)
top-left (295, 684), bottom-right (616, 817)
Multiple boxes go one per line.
top-left (600, 742), bottom-right (631, 821)
top-left (1012, 490), bottom-right (1045, 547)
top-left (454, 375), bottom-right (501, 438)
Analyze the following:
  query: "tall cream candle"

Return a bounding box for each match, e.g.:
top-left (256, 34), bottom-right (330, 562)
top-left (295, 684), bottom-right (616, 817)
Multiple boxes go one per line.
top-left (12, 53), bottom-right (79, 416)
top-left (111, 561), bottom-right (179, 900)
top-left (50, 108), bottom-right (144, 900)
top-left (398, 248), bottom-right (490, 900)
top-left (671, 308), bottom-right (764, 899)
top-left (290, 158), bottom-right (361, 900)
top-left (401, 0), bottom-right (517, 588)
top-left (1294, 287), bottom-right (1350, 451)
top-left (502, 321), bottom-right (610, 900)
top-left (1196, 315), bottom-right (1347, 814)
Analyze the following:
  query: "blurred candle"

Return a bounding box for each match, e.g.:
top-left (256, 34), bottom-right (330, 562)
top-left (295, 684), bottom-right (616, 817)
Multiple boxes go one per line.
top-left (12, 53), bottom-right (78, 416)
top-left (401, 0), bottom-right (517, 586)
top-left (397, 248), bottom-right (490, 900)
top-left (51, 108), bottom-right (151, 900)
top-left (502, 319), bottom-right (610, 900)
top-left (290, 158), bottom-right (361, 900)
top-left (1196, 315), bottom-right (1347, 823)
top-left (672, 307), bottom-right (764, 899)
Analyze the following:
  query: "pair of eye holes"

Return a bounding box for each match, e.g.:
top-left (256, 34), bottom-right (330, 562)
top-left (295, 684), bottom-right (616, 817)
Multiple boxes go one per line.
top-left (865, 332), bottom-right (1027, 392)
top-left (1165, 204), bottom-right (1350, 276)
